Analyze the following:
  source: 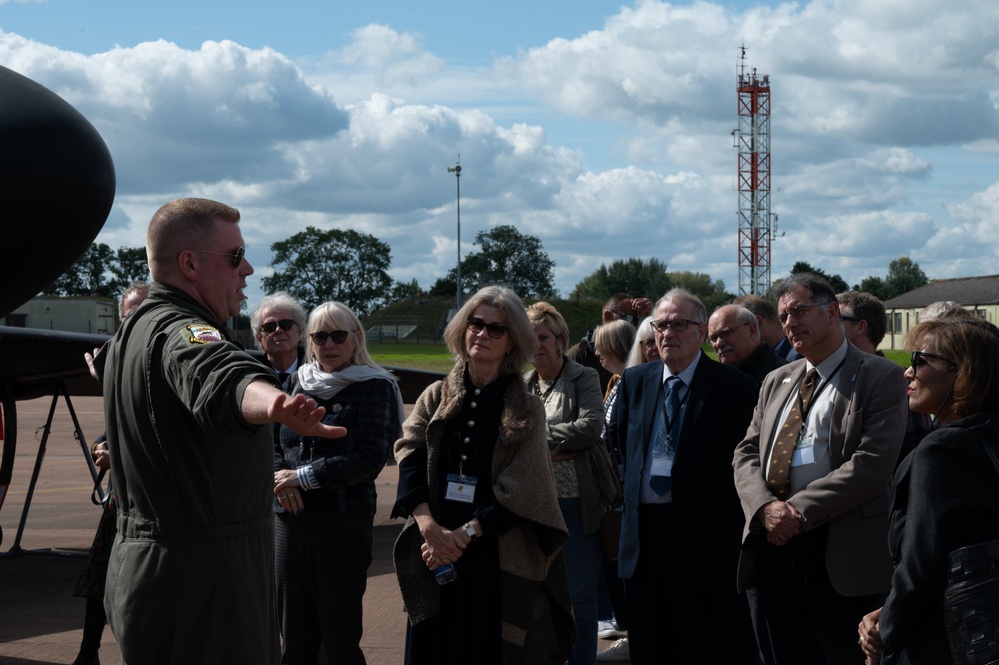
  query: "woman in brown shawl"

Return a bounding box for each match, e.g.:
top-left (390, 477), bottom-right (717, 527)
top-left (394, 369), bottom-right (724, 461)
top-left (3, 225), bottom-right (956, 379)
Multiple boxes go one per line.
top-left (392, 285), bottom-right (574, 664)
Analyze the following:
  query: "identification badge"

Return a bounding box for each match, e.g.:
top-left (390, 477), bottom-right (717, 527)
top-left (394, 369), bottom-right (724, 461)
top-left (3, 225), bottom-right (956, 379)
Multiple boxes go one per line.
top-left (650, 454), bottom-right (673, 478)
top-left (791, 435), bottom-right (816, 467)
top-left (445, 473), bottom-right (477, 503)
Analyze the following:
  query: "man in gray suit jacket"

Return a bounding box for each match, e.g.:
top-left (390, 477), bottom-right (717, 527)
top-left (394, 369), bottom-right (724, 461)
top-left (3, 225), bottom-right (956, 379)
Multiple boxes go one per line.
top-left (733, 273), bottom-right (907, 665)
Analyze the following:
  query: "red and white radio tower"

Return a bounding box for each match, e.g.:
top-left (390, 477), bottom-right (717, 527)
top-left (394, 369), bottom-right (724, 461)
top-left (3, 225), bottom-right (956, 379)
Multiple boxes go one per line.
top-left (734, 46), bottom-right (777, 296)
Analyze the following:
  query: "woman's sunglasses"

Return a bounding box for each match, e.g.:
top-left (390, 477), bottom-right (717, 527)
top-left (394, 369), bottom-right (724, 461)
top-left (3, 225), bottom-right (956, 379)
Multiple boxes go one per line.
top-left (910, 350), bottom-right (955, 371)
top-left (310, 330), bottom-right (350, 345)
top-left (466, 317), bottom-right (508, 339)
top-left (261, 319), bottom-right (295, 334)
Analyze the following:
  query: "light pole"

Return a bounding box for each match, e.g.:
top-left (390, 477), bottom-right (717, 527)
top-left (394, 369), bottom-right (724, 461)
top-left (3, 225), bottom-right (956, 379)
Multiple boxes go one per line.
top-left (447, 159), bottom-right (462, 308)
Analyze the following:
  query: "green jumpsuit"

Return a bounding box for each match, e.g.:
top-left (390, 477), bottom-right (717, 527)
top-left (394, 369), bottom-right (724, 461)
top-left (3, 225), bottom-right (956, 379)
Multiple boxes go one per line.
top-left (98, 283), bottom-right (281, 664)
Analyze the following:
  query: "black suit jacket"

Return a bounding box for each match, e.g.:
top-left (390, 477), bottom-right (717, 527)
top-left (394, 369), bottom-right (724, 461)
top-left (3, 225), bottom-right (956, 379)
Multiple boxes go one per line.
top-left (609, 352), bottom-right (758, 583)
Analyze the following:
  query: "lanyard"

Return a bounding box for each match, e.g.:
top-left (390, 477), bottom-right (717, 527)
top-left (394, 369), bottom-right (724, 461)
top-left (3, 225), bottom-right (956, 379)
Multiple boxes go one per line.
top-left (798, 357), bottom-right (845, 427)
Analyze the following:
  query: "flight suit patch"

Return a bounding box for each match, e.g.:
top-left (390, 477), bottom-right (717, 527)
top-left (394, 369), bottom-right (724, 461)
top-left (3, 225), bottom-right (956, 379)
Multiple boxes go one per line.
top-left (186, 324), bottom-right (222, 344)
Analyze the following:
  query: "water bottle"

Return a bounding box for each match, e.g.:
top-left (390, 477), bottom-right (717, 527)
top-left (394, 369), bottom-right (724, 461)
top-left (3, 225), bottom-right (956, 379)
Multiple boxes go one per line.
top-left (433, 562), bottom-right (458, 585)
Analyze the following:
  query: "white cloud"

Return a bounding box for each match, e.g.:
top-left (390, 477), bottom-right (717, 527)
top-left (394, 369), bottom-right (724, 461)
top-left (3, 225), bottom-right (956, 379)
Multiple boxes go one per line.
top-left (3, 0), bottom-right (999, 310)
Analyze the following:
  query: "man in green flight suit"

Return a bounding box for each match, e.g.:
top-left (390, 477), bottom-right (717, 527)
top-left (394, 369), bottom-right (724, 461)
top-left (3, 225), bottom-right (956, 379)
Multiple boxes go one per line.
top-left (95, 198), bottom-right (345, 664)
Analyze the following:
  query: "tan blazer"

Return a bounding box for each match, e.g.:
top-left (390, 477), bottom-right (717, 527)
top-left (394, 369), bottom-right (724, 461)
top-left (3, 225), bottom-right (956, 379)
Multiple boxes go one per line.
top-left (733, 342), bottom-right (908, 597)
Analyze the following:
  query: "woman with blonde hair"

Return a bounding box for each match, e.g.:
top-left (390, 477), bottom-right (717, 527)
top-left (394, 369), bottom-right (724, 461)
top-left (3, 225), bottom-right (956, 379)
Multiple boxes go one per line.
top-left (626, 315), bottom-right (660, 368)
top-left (273, 301), bottom-right (405, 664)
top-left (526, 301), bottom-right (621, 665)
top-left (393, 286), bottom-right (574, 664)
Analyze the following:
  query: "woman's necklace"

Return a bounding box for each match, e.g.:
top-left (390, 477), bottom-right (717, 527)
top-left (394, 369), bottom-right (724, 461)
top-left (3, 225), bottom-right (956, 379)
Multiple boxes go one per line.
top-left (535, 357), bottom-right (566, 402)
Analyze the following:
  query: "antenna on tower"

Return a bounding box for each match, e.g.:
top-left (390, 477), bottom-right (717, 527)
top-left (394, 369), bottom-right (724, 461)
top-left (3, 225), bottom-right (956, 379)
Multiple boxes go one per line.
top-left (733, 47), bottom-right (775, 296)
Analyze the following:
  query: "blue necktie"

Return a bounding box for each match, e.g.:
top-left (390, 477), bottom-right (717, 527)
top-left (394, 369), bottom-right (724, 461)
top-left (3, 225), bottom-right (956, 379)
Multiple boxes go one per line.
top-left (650, 376), bottom-right (682, 495)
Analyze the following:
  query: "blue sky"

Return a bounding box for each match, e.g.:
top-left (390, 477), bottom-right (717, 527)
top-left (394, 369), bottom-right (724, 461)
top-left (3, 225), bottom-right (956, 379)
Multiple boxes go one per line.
top-left (2, 0), bottom-right (998, 312)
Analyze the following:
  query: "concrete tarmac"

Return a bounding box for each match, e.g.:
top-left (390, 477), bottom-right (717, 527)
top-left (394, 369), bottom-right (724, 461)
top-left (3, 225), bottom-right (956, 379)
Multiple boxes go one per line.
top-left (0, 395), bottom-right (627, 664)
top-left (0, 395), bottom-right (407, 665)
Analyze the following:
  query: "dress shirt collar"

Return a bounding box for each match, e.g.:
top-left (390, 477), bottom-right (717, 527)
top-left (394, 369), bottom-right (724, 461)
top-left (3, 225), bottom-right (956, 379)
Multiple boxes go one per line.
top-left (661, 350), bottom-right (701, 387)
top-left (806, 338), bottom-right (849, 381)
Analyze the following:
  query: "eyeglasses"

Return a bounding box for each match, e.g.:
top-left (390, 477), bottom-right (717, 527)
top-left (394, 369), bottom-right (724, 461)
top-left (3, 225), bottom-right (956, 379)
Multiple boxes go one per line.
top-left (910, 351), bottom-right (954, 371)
top-left (778, 302), bottom-right (827, 325)
top-left (191, 246), bottom-right (245, 268)
top-left (467, 317), bottom-right (508, 339)
top-left (650, 318), bottom-right (700, 334)
top-left (640, 339), bottom-right (657, 350)
top-left (707, 322), bottom-right (751, 344)
top-left (261, 319), bottom-right (295, 334)
top-left (605, 309), bottom-right (639, 325)
top-left (310, 330), bottom-right (350, 345)
top-left (839, 315), bottom-right (863, 323)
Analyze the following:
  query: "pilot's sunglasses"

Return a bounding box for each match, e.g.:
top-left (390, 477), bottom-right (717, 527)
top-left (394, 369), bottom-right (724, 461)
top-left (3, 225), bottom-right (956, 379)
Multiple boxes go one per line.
top-left (261, 319), bottom-right (295, 334)
top-left (310, 330), bottom-right (350, 345)
top-left (192, 245), bottom-right (245, 268)
top-left (466, 317), bottom-right (508, 339)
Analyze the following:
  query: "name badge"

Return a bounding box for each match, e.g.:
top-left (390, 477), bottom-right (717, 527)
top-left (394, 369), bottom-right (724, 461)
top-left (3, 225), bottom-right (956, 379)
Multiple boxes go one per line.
top-left (790, 435), bottom-right (816, 467)
top-left (650, 455), bottom-right (673, 478)
top-left (445, 473), bottom-right (477, 503)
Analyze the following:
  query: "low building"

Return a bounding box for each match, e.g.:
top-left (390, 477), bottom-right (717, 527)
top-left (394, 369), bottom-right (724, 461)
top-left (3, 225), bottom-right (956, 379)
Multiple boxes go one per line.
top-left (882, 275), bottom-right (999, 350)
top-left (5, 296), bottom-right (116, 334)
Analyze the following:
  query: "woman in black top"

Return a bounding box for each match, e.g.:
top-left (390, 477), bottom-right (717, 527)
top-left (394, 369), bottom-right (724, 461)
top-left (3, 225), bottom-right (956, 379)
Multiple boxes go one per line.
top-left (392, 286), bottom-right (575, 665)
top-left (273, 301), bottom-right (404, 664)
top-left (858, 317), bottom-right (999, 664)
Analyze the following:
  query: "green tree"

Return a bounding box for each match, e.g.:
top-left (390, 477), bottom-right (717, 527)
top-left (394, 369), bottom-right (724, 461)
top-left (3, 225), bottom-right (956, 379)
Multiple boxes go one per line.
top-left (790, 261), bottom-right (849, 293)
top-left (668, 270), bottom-right (734, 313)
top-left (428, 275), bottom-right (456, 298)
top-left (262, 227), bottom-right (393, 317)
top-left (109, 246), bottom-right (150, 292)
top-left (853, 257), bottom-right (929, 301)
top-left (390, 278), bottom-right (423, 303)
top-left (43, 243), bottom-right (116, 297)
top-left (573, 257), bottom-right (671, 301)
top-left (855, 275), bottom-right (888, 300)
top-left (883, 257), bottom-right (928, 300)
top-left (435, 225), bottom-right (555, 299)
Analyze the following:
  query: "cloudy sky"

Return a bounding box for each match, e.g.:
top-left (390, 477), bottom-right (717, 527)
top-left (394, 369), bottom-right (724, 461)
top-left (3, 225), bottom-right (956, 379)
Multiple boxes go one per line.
top-left (3, 0), bottom-right (998, 310)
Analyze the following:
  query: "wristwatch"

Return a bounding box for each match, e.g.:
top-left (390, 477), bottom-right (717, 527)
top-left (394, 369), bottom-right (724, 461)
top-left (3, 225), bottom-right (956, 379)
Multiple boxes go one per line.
top-left (463, 522), bottom-right (478, 540)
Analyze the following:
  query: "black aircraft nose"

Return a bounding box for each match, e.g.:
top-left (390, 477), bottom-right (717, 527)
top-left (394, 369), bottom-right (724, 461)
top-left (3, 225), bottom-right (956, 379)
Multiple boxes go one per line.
top-left (0, 65), bottom-right (115, 318)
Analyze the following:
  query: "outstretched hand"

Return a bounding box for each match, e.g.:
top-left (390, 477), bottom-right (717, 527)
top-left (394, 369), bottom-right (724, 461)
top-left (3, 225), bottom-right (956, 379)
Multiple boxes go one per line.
top-left (267, 392), bottom-right (346, 439)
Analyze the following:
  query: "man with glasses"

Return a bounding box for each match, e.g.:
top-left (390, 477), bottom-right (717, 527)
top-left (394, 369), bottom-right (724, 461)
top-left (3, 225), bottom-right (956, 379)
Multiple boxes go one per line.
top-left (733, 294), bottom-right (800, 361)
top-left (94, 198), bottom-right (345, 664)
top-left (733, 273), bottom-right (907, 664)
top-left (251, 292), bottom-right (307, 384)
top-left (569, 293), bottom-right (653, 393)
top-left (607, 288), bottom-right (760, 664)
top-left (708, 304), bottom-right (787, 388)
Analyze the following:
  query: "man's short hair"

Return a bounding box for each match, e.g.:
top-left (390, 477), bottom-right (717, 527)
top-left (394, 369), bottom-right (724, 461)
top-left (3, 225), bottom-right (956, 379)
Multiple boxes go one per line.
top-left (146, 198), bottom-right (240, 278)
top-left (655, 288), bottom-right (707, 324)
top-left (837, 291), bottom-right (887, 347)
top-left (732, 294), bottom-right (779, 325)
top-left (603, 293), bottom-right (633, 312)
top-left (771, 273), bottom-right (836, 306)
top-left (119, 280), bottom-right (150, 319)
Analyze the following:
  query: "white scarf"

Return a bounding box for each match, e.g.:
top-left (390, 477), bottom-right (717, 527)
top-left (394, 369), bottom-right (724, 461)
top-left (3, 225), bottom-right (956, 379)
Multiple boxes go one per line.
top-left (297, 362), bottom-right (406, 438)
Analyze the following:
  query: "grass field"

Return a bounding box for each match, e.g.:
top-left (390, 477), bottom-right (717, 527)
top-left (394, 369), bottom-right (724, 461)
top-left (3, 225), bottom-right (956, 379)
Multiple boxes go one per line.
top-left (368, 340), bottom-right (913, 372)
